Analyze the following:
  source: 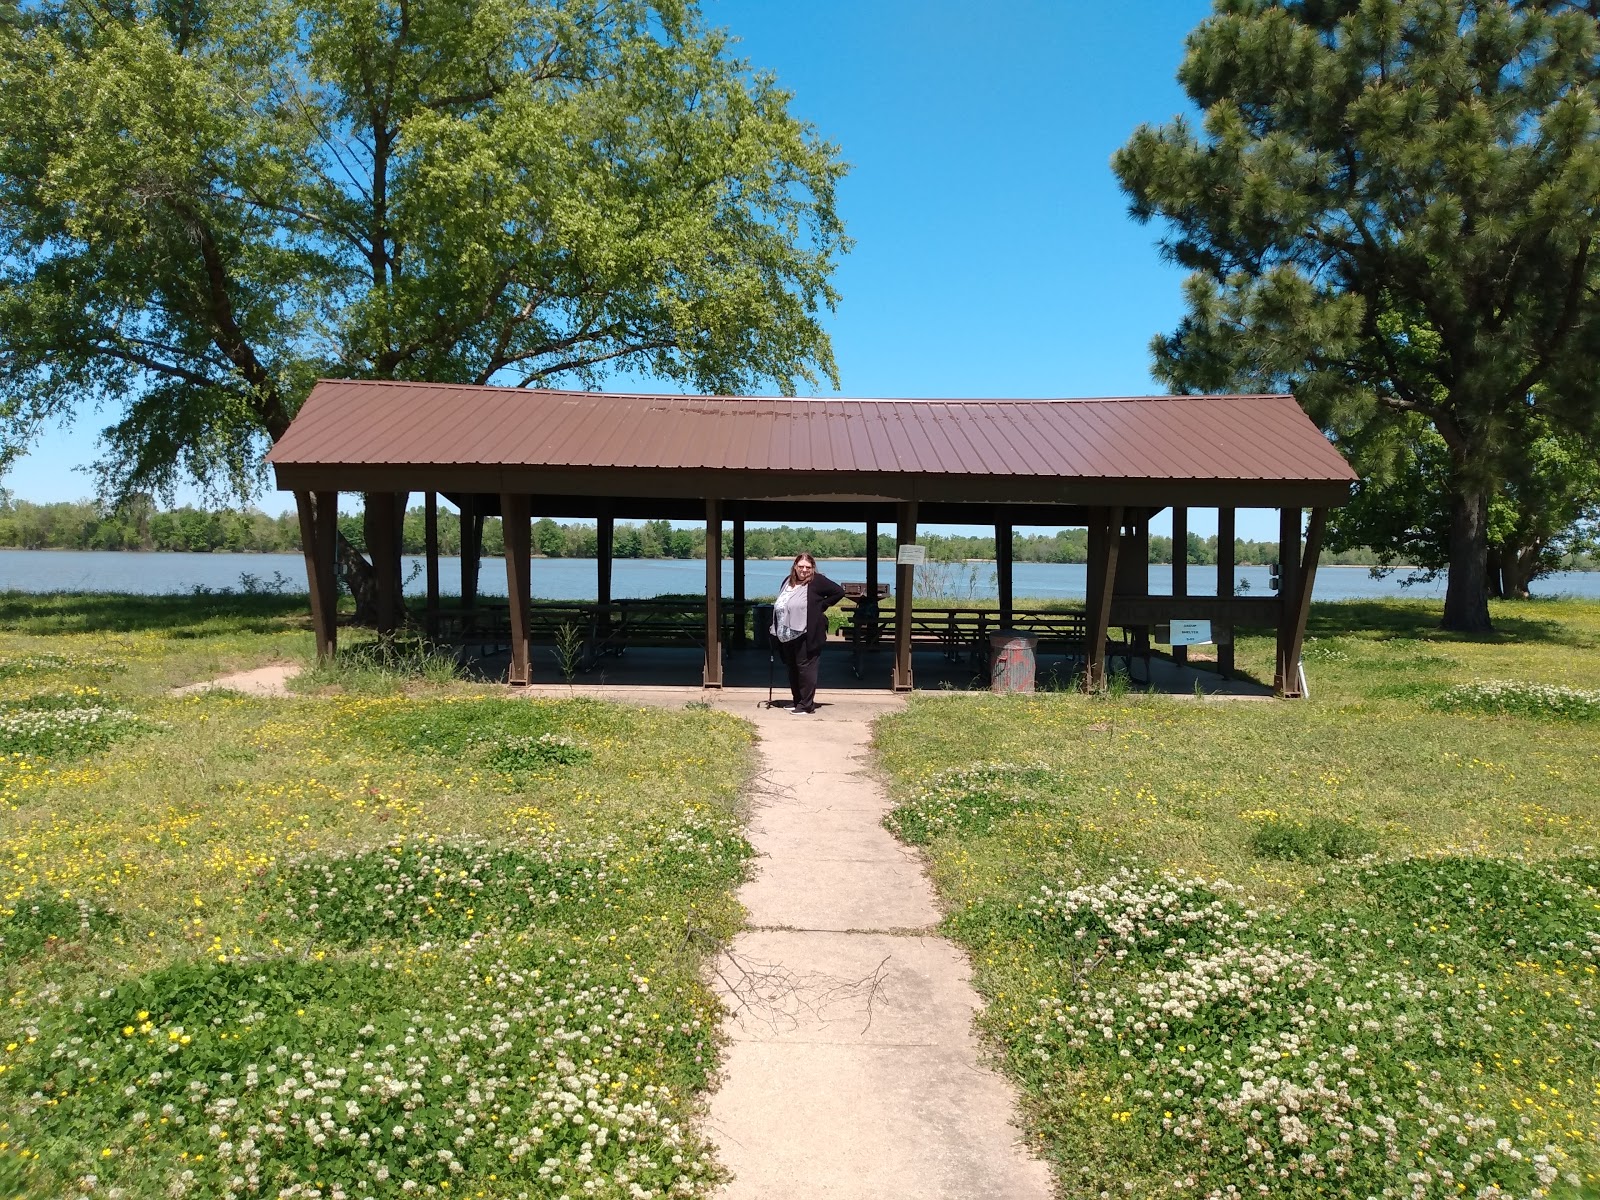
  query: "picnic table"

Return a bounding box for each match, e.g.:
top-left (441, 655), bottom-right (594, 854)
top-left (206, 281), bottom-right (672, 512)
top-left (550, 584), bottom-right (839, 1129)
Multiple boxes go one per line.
top-left (841, 603), bottom-right (1150, 682)
top-left (429, 598), bottom-right (756, 671)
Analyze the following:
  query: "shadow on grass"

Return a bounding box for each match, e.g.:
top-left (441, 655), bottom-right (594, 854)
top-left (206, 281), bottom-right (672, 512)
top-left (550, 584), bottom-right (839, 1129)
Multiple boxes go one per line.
top-left (1306, 598), bottom-right (1596, 648)
top-left (0, 590), bottom-right (311, 637)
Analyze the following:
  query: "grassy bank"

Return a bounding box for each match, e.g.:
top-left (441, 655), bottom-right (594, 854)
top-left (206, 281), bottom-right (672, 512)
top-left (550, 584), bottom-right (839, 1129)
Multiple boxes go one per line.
top-left (874, 598), bottom-right (1600, 1199)
top-left (0, 593), bottom-right (754, 1200)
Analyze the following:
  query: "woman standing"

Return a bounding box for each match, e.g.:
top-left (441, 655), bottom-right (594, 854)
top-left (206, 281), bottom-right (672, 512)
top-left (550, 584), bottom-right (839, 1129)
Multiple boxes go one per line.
top-left (770, 552), bottom-right (846, 714)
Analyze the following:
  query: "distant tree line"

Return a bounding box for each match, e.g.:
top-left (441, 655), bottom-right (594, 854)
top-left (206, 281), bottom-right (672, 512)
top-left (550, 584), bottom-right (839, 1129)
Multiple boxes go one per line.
top-left (5, 497), bottom-right (1595, 569)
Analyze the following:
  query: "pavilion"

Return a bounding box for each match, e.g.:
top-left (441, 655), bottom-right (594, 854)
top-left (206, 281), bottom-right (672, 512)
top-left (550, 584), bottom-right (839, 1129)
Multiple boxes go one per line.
top-left (266, 381), bottom-right (1356, 697)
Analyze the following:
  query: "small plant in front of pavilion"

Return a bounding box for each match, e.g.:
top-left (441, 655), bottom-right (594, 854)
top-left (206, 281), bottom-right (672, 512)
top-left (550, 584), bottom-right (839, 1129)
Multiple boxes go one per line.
top-left (551, 619), bottom-right (587, 685)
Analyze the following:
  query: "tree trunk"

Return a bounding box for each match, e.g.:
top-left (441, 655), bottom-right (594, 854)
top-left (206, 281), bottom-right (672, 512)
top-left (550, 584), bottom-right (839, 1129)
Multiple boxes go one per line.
top-left (337, 530), bottom-right (378, 626)
top-left (1441, 486), bottom-right (1493, 632)
top-left (1498, 541), bottom-right (1541, 600)
top-left (1485, 548), bottom-right (1505, 599)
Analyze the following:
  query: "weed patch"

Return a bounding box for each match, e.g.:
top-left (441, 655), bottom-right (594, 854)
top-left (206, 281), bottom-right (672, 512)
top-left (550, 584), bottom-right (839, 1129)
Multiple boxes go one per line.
top-left (5, 951), bottom-right (720, 1198)
top-left (1432, 679), bottom-right (1600, 720)
top-left (0, 891), bottom-right (120, 961)
top-left (885, 762), bottom-right (1057, 844)
top-left (0, 690), bottom-right (145, 759)
top-left (1246, 814), bottom-right (1378, 863)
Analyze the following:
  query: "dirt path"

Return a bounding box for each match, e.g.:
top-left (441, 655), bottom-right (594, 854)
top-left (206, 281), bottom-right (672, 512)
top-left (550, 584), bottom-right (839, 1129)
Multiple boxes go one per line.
top-left (170, 662), bottom-right (301, 697)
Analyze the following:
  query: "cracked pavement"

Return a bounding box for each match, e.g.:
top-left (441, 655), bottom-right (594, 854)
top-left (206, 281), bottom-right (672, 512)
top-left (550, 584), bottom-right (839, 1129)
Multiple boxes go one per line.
top-left (699, 694), bottom-right (1054, 1199)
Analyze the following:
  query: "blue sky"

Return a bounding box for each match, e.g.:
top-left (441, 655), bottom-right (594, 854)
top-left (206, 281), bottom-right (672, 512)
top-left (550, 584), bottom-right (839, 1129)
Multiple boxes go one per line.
top-left (8, 0), bottom-right (1288, 539)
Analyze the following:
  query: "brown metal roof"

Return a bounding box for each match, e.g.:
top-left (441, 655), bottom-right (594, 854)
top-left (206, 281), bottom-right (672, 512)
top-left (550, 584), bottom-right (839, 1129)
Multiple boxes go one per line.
top-left (268, 381), bottom-right (1357, 492)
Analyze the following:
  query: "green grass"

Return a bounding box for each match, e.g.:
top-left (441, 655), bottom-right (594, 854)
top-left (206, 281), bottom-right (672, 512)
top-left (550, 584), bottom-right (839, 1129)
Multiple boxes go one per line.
top-left (0, 592), bottom-right (756, 1199)
top-left (874, 597), bottom-right (1600, 1198)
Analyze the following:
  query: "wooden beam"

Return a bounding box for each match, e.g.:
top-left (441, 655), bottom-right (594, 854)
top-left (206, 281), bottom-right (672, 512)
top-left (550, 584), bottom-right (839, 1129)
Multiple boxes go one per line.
top-left (274, 462), bottom-right (1356, 511)
top-left (704, 499), bottom-right (723, 688)
top-left (1171, 506), bottom-right (1188, 667)
top-left (1217, 507), bottom-right (1236, 679)
top-left (424, 490), bottom-right (439, 637)
top-left (368, 491), bottom-right (401, 636)
top-left (893, 501), bottom-right (917, 691)
top-left (1110, 596), bottom-right (1281, 626)
top-left (1086, 505), bottom-right (1123, 690)
top-left (996, 521), bottom-right (1014, 628)
top-left (1281, 507), bottom-right (1325, 699)
top-left (731, 517), bottom-right (746, 648)
top-left (1275, 506), bottom-right (1303, 694)
top-left (500, 492), bottom-right (532, 685)
top-left (295, 490), bottom-right (338, 659)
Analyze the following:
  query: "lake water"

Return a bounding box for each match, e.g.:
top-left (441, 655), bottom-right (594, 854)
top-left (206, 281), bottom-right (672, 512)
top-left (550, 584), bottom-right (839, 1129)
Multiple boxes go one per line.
top-left (3, 549), bottom-right (1599, 602)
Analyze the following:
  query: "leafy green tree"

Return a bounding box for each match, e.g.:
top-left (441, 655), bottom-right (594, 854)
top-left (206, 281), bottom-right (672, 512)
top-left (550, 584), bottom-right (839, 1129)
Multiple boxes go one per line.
top-left (0, 0), bottom-right (847, 612)
top-left (1330, 416), bottom-right (1599, 595)
top-left (1114, 0), bottom-right (1600, 631)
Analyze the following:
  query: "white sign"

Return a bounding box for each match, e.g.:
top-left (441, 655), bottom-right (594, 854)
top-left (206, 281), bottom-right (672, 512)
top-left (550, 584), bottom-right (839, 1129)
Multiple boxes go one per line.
top-left (1169, 619), bottom-right (1213, 646)
top-left (895, 543), bottom-right (927, 566)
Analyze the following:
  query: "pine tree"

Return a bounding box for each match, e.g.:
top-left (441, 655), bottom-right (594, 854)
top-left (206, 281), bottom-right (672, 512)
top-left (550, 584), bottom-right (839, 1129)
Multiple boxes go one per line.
top-left (1114, 0), bottom-right (1600, 631)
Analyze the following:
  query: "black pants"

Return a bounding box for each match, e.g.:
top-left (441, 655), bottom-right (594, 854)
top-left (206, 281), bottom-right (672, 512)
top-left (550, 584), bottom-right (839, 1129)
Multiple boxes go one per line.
top-left (776, 638), bottom-right (821, 711)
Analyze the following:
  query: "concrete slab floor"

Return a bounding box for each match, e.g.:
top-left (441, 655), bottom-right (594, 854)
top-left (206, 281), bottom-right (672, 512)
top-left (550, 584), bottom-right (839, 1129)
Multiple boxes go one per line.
top-left (702, 700), bottom-right (1053, 1199)
top-left (472, 640), bottom-right (1276, 699)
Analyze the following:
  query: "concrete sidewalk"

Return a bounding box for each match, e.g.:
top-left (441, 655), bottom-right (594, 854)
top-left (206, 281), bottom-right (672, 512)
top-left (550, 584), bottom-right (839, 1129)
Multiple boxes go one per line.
top-left (702, 700), bottom-right (1054, 1199)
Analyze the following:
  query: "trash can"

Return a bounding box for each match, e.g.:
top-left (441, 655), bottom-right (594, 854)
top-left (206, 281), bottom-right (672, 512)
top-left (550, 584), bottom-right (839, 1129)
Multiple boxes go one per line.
top-left (989, 629), bottom-right (1039, 694)
top-left (753, 603), bottom-right (774, 651)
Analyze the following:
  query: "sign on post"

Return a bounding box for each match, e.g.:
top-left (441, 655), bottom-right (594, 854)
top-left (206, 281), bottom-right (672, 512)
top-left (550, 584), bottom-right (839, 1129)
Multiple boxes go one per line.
top-left (895, 544), bottom-right (926, 566)
top-left (1167, 619), bottom-right (1213, 646)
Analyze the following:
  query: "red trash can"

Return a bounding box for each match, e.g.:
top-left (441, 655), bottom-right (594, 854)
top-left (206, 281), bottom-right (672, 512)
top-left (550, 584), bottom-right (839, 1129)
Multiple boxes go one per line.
top-left (989, 630), bottom-right (1039, 694)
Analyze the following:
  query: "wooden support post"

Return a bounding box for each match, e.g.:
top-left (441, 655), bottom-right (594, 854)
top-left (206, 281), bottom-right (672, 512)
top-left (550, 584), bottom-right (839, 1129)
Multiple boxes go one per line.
top-left (865, 519), bottom-right (880, 644)
top-left (501, 492), bottom-right (532, 685)
top-left (893, 501), bottom-right (917, 691)
top-left (368, 491), bottom-right (401, 636)
top-left (597, 514), bottom-right (614, 606)
top-left (996, 521), bottom-right (1014, 628)
top-left (704, 500), bottom-right (723, 688)
top-left (731, 517), bottom-right (746, 648)
top-left (460, 496), bottom-right (482, 610)
top-left (1115, 515), bottom-right (1151, 664)
top-left (865, 520), bottom-right (880, 595)
top-left (1281, 508), bottom-right (1324, 699)
top-left (424, 491), bottom-right (439, 637)
top-left (295, 490), bottom-right (338, 660)
top-left (1275, 506), bottom-right (1303, 695)
top-left (1171, 506), bottom-right (1189, 668)
top-left (1217, 507), bottom-right (1236, 679)
top-left (1085, 505), bottom-right (1124, 690)
top-left (595, 511), bottom-right (614, 643)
